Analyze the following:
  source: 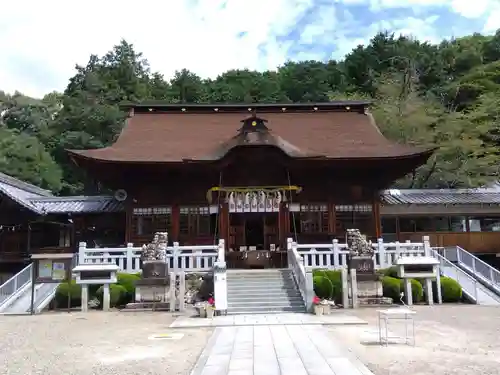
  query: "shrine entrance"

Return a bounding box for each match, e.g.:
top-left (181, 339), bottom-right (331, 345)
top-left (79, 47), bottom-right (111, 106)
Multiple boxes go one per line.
top-left (226, 212), bottom-right (284, 269)
top-left (207, 186), bottom-right (299, 269)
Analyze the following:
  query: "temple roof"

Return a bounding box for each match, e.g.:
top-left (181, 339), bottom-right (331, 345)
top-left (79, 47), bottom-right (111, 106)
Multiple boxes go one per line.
top-left (67, 102), bottom-right (432, 163)
top-left (0, 172), bottom-right (52, 214)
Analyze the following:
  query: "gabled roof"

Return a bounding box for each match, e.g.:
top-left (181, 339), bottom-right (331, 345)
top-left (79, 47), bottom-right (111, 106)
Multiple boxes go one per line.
top-left (67, 102), bottom-right (432, 163)
top-left (0, 173), bottom-right (124, 215)
top-left (0, 172), bottom-right (52, 214)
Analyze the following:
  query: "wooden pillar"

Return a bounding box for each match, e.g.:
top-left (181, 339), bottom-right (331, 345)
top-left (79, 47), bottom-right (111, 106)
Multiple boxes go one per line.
top-left (279, 202), bottom-right (290, 246)
top-left (328, 202), bottom-right (336, 235)
top-left (171, 205), bottom-right (180, 242)
top-left (125, 203), bottom-right (133, 244)
top-left (372, 199), bottom-right (381, 238)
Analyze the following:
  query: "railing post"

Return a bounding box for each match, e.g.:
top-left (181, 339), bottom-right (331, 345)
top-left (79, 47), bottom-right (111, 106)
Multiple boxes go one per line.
top-left (423, 236), bottom-right (431, 257)
top-left (377, 238), bottom-right (385, 268)
top-left (173, 242), bottom-right (180, 272)
top-left (287, 238), bottom-right (293, 268)
top-left (395, 241), bottom-right (401, 260)
top-left (218, 239), bottom-right (225, 263)
top-left (78, 242), bottom-right (86, 265)
top-left (126, 243), bottom-right (134, 273)
top-left (332, 239), bottom-right (339, 268)
top-left (456, 246), bottom-right (461, 263)
top-left (305, 270), bottom-right (314, 312)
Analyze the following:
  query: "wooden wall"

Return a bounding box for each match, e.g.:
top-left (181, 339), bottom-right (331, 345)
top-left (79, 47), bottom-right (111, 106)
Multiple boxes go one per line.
top-left (399, 232), bottom-right (500, 254)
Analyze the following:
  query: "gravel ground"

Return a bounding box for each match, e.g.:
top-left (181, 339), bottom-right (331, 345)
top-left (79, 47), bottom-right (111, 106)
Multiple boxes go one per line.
top-left (327, 305), bottom-right (500, 375)
top-left (0, 311), bottom-right (212, 375)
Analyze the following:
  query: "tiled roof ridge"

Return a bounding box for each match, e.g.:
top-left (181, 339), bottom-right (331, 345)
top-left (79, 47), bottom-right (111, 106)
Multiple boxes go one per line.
top-left (28, 195), bottom-right (115, 202)
top-left (383, 188), bottom-right (500, 195)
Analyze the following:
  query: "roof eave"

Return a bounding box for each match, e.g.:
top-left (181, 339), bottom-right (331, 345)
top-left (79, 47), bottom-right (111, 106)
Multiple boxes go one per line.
top-left (0, 185), bottom-right (46, 215)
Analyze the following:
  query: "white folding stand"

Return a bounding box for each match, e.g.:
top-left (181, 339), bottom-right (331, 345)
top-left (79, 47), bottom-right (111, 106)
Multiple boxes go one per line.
top-left (377, 308), bottom-right (416, 346)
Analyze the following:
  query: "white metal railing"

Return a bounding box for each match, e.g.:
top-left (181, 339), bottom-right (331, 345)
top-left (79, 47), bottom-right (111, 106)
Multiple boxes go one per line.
top-left (437, 246), bottom-right (500, 294)
top-left (432, 249), bottom-right (479, 303)
top-left (78, 240), bottom-right (225, 273)
top-left (287, 238), bottom-right (307, 302)
top-left (290, 237), bottom-right (429, 270)
top-left (0, 264), bottom-right (32, 308)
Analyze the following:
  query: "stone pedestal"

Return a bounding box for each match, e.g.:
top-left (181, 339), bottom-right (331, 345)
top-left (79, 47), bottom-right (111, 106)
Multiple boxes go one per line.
top-left (348, 257), bottom-right (391, 307)
top-left (348, 278), bottom-right (391, 306)
top-left (127, 260), bottom-right (170, 310)
top-left (142, 260), bottom-right (169, 278)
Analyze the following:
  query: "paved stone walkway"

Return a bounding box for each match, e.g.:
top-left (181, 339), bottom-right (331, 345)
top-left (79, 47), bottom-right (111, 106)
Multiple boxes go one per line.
top-left (190, 324), bottom-right (374, 375)
top-left (171, 313), bottom-right (367, 328)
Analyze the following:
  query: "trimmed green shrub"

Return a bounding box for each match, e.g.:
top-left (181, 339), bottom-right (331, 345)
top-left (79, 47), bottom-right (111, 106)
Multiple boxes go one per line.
top-left (312, 269), bottom-right (342, 301)
top-left (378, 266), bottom-right (399, 278)
top-left (313, 275), bottom-right (333, 299)
top-left (440, 277), bottom-right (462, 302)
top-left (399, 278), bottom-right (423, 303)
top-left (96, 284), bottom-right (128, 308)
top-left (55, 280), bottom-right (82, 308)
top-left (382, 276), bottom-right (400, 302)
top-left (117, 272), bottom-right (141, 304)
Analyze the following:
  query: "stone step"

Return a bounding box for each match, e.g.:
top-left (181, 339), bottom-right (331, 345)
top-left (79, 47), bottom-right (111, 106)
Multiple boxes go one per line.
top-left (227, 296), bottom-right (304, 305)
top-left (227, 290), bottom-right (302, 297)
top-left (227, 275), bottom-right (295, 280)
top-left (227, 268), bottom-right (291, 273)
top-left (227, 286), bottom-right (299, 293)
top-left (227, 281), bottom-right (295, 288)
top-left (227, 305), bottom-right (306, 314)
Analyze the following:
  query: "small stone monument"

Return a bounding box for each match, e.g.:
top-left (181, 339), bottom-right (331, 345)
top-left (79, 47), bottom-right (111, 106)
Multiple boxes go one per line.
top-left (346, 229), bottom-right (388, 306)
top-left (131, 232), bottom-right (171, 310)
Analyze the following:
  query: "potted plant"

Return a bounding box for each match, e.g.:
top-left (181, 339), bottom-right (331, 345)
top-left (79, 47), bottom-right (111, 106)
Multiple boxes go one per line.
top-left (206, 296), bottom-right (215, 318)
top-left (312, 296), bottom-right (323, 315)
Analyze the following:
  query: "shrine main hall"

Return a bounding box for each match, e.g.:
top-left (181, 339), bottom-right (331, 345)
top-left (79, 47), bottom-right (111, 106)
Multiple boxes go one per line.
top-left (64, 101), bottom-right (431, 266)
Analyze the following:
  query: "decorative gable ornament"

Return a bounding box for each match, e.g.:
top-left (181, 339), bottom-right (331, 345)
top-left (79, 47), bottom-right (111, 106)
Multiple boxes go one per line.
top-left (239, 115), bottom-right (269, 133)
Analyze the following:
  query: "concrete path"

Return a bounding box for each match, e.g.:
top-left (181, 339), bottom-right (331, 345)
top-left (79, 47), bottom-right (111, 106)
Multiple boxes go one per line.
top-left (190, 324), bottom-right (374, 375)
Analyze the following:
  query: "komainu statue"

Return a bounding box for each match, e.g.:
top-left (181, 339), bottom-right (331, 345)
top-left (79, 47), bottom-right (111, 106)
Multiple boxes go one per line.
top-left (346, 229), bottom-right (374, 257)
top-left (140, 232), bottom-right (168, 262)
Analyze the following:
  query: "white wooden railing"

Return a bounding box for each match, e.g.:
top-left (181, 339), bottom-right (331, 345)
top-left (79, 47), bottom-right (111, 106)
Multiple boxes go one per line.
top-left (289, 236), bottom-right (430, 270)
top-left (78, 240), bottom-right (225, 273)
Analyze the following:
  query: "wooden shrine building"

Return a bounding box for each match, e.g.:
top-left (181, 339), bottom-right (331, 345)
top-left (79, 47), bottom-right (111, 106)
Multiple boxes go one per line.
top-left (67, 102), bottom-right (432, 267)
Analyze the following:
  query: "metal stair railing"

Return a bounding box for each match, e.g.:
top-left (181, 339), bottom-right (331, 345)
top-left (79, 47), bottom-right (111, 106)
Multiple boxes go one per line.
top-left (0, 264), bottom-right (32, 308)
top-left (439, 246), bottom-right (500, 294)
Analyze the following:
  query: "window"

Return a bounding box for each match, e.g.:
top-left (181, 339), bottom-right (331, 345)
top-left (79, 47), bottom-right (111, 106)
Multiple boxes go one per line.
top-left (469, 217), bottom-right (500, 232)
top-left (59, 227), bottom-right (71, 247)
top-left (335, 204), bottom-right (373, 235)
top-left (381, 217), bottom-right (397, 234)
top-left (180, 206), bottom-right (211, 236)
top-left (132, 207), bottom-right (172, 236)
top-left (298, 204), bottom-right (329, 233)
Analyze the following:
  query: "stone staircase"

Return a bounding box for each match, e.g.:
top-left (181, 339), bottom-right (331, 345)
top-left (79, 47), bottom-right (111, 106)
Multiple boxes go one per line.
top-left (226, 269), bottom-right (306, 314)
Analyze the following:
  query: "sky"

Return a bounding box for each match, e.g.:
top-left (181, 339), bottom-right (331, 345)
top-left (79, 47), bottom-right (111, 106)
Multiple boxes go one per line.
top-left (1, 0), bottom-right (499, 98)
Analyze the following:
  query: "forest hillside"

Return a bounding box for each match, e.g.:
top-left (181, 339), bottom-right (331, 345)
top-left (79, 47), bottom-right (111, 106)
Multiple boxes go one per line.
top-left (1, 31), bottom-right (500, 195)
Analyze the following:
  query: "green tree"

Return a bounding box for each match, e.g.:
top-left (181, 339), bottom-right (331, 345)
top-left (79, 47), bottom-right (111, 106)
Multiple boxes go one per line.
top-left (0, 128), bottom-right (62, 191)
